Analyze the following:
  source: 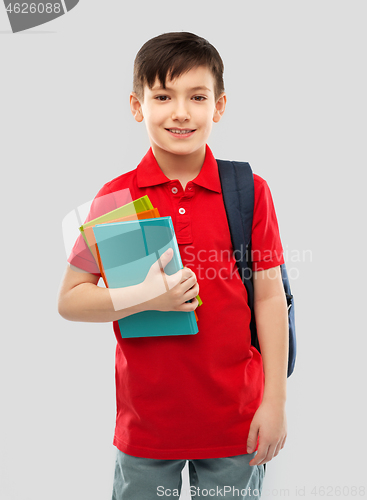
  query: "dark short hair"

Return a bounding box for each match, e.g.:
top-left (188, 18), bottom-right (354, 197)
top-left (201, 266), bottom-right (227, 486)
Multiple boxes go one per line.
top-left (132, 32), bottom-right (225, 103)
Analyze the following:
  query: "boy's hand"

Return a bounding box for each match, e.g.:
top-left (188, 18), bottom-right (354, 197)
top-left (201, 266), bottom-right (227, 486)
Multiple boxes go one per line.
top-left (247, 398), bottom-right (287, 466)
top-left (141, 248), bottom-right (199, 312)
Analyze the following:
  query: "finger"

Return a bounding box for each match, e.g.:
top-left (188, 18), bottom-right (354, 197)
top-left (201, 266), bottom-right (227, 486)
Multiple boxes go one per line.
top-left (280, 435), bottom-right (287, 449)
top-left (158, 248), bottom-right (174, 270)
top-left (182, 276), bottom-right (199, 294)
top-left (182, 282), bottom-right (199, 302)
top-left (181, 267), bottom-right (196, 283)
top-left (249, 444), bottom-right (269, 466)
top-left (175, 274), bottom-right (197, 297)
top-left (260, 443), bottom-right (277, 465)
top-left (247, 425), bottom-right (259, 454)
top-left (273, 440), bottom-right (282, 458)
top-left (179, 297), bottom-right (199, 311)
top-left (166, 267), bottom-right (193, 290)
top-left (183, 283), bottom-right (200, 301)
top-left (182, 271), bottom-right (197, 284)
top-left (174, 267), bottom-right (195, 286)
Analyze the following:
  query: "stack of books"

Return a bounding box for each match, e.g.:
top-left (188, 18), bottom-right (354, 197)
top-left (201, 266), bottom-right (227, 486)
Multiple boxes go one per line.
top-left (79, 195), bottom-right (202, 339)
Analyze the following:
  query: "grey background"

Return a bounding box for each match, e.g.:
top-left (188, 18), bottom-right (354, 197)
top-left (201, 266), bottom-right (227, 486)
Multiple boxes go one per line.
top-left (1, 1), bottom-right (366, 499)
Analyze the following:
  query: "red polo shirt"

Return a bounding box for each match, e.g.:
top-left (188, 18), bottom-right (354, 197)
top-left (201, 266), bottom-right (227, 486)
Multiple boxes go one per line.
top-left (68, 144), bottom-right (284, 459)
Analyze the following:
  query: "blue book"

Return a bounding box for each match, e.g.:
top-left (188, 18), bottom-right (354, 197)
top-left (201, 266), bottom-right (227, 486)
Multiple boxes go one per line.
top-left (92, 216), bottom-right (199, 338)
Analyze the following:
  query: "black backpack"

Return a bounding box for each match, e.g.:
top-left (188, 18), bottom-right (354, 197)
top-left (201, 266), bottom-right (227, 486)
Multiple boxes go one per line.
top-left (217, 159), bottom-right (296, 377)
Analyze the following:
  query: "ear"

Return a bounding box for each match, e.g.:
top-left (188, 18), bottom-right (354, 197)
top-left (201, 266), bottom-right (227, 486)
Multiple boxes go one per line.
top-left (130, 92), bottom-right (144, 123)
top-left (213, 93), bottom-right (227, 123)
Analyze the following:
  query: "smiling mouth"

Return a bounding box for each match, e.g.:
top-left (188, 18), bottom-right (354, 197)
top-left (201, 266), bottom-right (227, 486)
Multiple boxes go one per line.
top-left (165, 128), bottom-right (196, 135)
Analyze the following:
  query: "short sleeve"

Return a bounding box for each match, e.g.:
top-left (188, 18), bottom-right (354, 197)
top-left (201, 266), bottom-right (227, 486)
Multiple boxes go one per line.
top-left (251, 175), bottom-right (284, 272)
top-left (67, 183), bottom-right (131, 275)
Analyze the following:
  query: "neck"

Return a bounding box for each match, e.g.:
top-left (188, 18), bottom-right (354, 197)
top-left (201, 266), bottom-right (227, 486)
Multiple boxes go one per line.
top-left (151, 144), bottom-right (206, 183)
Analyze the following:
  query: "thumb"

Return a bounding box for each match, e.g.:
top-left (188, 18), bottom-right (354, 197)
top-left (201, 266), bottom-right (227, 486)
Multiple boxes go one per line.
top-left (159, 248), bottom-right (173, 269)
top-left (247, 421), bottom-right (259, 454)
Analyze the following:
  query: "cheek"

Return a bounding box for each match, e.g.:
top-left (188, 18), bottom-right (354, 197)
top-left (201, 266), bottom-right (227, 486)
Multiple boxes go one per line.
top-left (197, 108), bottom-right (215, 127)
top-left (147, 111), bottom-right (165, 129)
top-left (201, 118), bottom-right (214, 133)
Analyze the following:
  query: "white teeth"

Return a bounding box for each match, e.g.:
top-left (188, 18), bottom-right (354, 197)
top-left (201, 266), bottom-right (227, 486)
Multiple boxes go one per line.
top-left (168, 129), bottom-right (193, 134)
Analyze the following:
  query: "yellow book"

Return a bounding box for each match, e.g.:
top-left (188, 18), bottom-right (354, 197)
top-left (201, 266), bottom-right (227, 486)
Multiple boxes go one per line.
top-left (79, 195), bottom-right (154, 251)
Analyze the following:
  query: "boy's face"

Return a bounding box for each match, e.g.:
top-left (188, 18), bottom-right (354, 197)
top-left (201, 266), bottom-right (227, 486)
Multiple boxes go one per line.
top-left (130, 65), bottom-right (226, 162)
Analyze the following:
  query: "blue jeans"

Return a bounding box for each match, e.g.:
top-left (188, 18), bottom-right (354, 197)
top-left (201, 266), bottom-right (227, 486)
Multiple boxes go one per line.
top-left (111, 449), bottom-right (265, 499)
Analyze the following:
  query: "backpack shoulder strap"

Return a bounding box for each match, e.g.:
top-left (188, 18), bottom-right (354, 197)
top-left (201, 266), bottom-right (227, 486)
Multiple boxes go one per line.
top-left (216, 159), bottom-right (254, 249)
top-left (217, 158), bottom-right (258, 347)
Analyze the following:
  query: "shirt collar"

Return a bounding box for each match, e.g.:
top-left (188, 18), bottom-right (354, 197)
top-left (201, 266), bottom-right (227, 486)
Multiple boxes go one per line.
top-left (137, 144), bottom-right (222, 193)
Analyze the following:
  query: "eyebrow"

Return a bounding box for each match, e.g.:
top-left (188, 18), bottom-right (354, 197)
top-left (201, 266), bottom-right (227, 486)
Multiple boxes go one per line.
top-left (151, 85), bottom-right (212, 92)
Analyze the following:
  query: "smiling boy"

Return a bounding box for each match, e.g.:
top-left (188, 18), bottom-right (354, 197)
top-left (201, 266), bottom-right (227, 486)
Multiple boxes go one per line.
top-left (130, 64), bottom-right (222, 190)
top-left (58, 32), bottom-right (288, 499)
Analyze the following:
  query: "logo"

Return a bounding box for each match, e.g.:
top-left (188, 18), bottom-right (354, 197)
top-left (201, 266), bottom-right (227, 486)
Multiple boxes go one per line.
top-left (3, 0), bottom-right (79, 33)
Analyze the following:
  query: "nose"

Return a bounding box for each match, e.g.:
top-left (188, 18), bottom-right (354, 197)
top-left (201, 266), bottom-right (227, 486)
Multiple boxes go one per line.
top-left (171, 100), bottom-right (190, 121)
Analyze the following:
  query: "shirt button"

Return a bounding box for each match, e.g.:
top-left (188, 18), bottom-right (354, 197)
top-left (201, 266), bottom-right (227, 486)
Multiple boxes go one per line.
top-left (178, 208), bottom-right (186, 214)
top-left (171, 187), bottom-right (178, 194)
top-left (187, 187), bottom-right (192, 190)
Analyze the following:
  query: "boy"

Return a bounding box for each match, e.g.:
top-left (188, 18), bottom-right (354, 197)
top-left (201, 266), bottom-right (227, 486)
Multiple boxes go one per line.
top-left (58, 32), bottom-right (288, 499)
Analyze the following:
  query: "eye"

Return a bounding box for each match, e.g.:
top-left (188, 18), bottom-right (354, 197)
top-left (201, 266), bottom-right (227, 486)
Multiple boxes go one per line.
top-left (155, 95), bottom-right (169, 101)
top-left (193, 96), bottom-right (206, 101)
